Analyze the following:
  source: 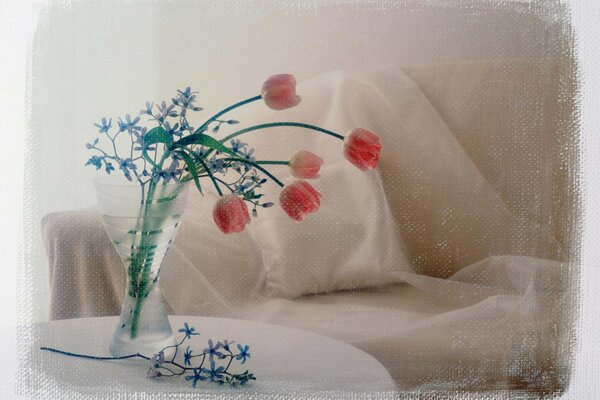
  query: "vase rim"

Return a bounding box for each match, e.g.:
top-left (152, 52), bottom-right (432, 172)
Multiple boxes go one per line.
top-left (93, 176), bottom-right (189, 188)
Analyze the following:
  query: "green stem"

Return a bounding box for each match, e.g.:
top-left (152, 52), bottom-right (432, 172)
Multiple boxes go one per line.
top-left (222, 122), bottom-right (345, 142)
top-left (129, 178), bottom-right (157, 339)
top-left (256, 160), bottom-right (290, 166)
top-left (128, 152), bottom-right (173, 338)
top-left (204, 122), bottom-right (344, 160)
top-left (195, 155), bottom-right (224, 196)
top-left (195, 95), bottom-right (262, 134)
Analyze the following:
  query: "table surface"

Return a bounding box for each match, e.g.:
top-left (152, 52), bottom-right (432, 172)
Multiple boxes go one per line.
top-left (27, 315), bottom-right (398, 398)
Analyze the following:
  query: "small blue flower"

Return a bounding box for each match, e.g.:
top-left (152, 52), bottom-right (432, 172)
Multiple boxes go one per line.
top-left (201, 358), bottom-right (225, 382)
top-left (207, 156), bottom-right (227, 175)
top-left (195, 146), bottom-right (209, 158)
top-left (174, 87), bottom-right (201, 110)
top-left (156, 101), bottom-right (177, 121)
top-left (117, 114), bottom-right (142, 134)
top-left (178, 323), bottom-right (199, 340)
top-left (236, 344), bottom-right (250, 364)
top-left (180, 118), bottom-right (194, 133)
top-left (230, 139), bottom-right (247, 153)
top-left (85, 155), bottom-right (103, 170)
top-left (164, 121), bottom-right (182, 138)
top-left (118, 158), bottom-right (137, 181)
top-left (185, 368), bottom-right (207, 388)
top-left (218, 340), bottom-right (235, 352)
top-left (183, 346), bottom-right (193, 366)
top-left (94, 118), bottom-right (112, 133)
top-left (204, 339), bottom-right (225, 360)
top-left (140, 101), bottom-right (154, 115)
top-left (234, 181), bottom-right (253, 195)
top-left (239, 147), bottom-right (256, 163)
top-left (105, 161), bottom-right (115, 174)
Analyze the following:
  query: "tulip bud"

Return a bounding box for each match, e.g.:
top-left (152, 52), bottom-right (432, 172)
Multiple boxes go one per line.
top-left (261, 74), bottom-right (302, 110)
top-left (343, 128), bottom-right (382, 171)
top-left (279, 180), bottom-right (321, 222)
top-left (289, 150), bottom-right (323, 179)
top-left (213, 195), bottom-right (251, 234)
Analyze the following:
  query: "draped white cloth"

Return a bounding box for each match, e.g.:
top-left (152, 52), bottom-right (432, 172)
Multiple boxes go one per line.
top-left (43, 63), bottom-right (572, 393)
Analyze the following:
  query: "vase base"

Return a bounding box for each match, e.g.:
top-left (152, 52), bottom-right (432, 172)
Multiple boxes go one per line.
top-left (109, 284), bottom-right (176, 357)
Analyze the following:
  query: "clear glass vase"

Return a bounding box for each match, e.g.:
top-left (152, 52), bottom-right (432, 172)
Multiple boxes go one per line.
top-left (94, 177), bottom-right (189, 356)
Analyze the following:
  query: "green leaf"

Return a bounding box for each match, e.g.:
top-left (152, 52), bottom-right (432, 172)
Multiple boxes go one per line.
top-left (188, 151), bottom-right (224, 196)
top-left (144, 127), bottom-right (171, 145)
top-left (172, 133), bottom-right (237, 157)
top-left (175, 150), bottom-right (203, 195)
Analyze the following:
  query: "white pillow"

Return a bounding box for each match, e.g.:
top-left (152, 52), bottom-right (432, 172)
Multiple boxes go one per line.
top-left (249, 162), bottom-right (411, 299)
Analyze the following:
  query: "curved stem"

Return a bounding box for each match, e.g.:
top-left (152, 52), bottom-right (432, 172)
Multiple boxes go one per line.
top-left (256, 160), bottom-right (289, 166)
top-left (195, 95), bottom-right (262, 134)
top-left (204, 122), bottom-right (344, 161)
top-left (40, 347), bottom-right (150, 361)
top-left (222, 122), bottom-right (345, 142)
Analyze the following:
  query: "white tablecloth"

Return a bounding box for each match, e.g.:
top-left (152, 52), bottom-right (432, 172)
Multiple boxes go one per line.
top-left (24, 316), bottom-right (397, 399)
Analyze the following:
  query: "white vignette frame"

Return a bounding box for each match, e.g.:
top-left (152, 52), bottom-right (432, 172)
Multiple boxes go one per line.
top-left (1, 0), bottom-right (600, 398)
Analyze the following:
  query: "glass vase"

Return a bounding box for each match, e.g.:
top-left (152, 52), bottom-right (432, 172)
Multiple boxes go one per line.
top-left (94, 177), bottom-right (189, 357)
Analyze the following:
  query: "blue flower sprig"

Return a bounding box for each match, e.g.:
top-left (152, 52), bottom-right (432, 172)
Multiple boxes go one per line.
top-left (86, 86), bottom-right (277, 217)
top-left (40, 323), bottom-right (256, 388)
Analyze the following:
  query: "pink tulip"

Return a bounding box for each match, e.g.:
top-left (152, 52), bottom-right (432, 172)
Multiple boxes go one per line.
top-left (343, 128), bottom-right (382, 171)
top-left (261, 74), bottom-right (302, 110)
top-left (289, 151), bottom-right (323, 179)
top-left (213, 195), bottom-right (251, 234)
top-left (279, 180), bottom-right (321, 221)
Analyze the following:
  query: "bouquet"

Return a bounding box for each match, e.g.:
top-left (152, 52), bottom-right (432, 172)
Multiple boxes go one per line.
top-left (86, 74), bottom-right (382, 233)
top-left (51, 73), bottom-right (383, 387)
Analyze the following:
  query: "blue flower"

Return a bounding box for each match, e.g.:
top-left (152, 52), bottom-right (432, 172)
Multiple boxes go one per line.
top-left (236, 344), bottom-right (250, 364)
top-left (183, 346), bottom-right (193, 366)
top-left (173, 87), bottom-right (201, 111)
top-left (105, 162), bottom-right (115, 174)
top-left (201, 358), bottom-right (225, 382)
top-left (140, 101), bottom-right (154, 115)
top-left (207, 156), bottom-right (227, 175)
top-left (185, 368), bottom-right (207, 388)
top-left (204, 339), bottom-right (225, 360)
top-left (156, 101), bottom-right (177, 121)
top-left (133, 128), bottom-right (157, 152)
top-left (94, 118), bottom-right (112, 134)
top-left (239, 147), bottom-right (256, 163)
top-left (85, 155), bottom-right (103, 170)
top-left (178, 323), bottom-right (199, 340)
top-left (164, 121), bottom-right (181, 138)
top-left (234, 181), bottom-right (253, 195)
top-left (217, 340), bottom-right (235, 352)
top-left (180, 118), bottom-right (194, 133)
top-left (151, 161), bottom-right (181, 183)
top-left (229, 139), bottom-right (247, 153)
top-left (117, 114), bottom-right (142, 134)
top-left (118, 158), bottom-right (137, 181)
top-left (195, 146), bottom-right (209, 158)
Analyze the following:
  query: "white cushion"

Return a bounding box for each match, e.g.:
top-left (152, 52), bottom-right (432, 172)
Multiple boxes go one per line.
top-left (250, 163), bottom-right (411, 298)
